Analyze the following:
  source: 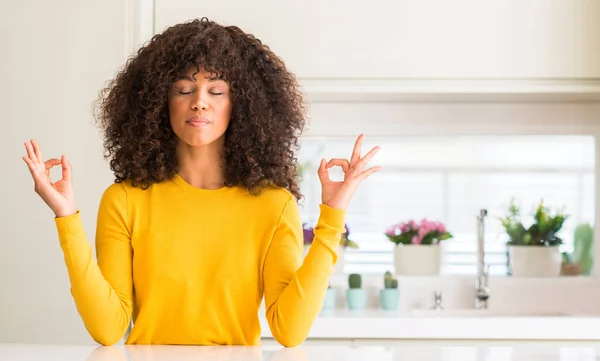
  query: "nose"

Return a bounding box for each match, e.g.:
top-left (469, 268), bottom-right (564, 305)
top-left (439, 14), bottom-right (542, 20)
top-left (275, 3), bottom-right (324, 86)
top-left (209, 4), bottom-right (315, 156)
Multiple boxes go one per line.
top-left (191, 95), bottom-right (208, 111)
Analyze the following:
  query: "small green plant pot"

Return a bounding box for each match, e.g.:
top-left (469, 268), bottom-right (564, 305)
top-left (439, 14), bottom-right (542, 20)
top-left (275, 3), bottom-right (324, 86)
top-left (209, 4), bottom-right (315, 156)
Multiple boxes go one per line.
top-left (380, 289), bottom-right (400, 310)
top-left (346, 289), bottom-right (367, 310)
top-left (322, 288), bottom-right (337, 310)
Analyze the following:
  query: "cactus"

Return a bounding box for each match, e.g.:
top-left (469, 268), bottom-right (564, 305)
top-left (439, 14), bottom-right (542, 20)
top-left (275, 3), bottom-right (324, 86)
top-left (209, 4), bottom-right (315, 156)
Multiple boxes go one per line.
top-left (383, 271), bottom-right (398, 289)
top-left (561, 223), bottom-right (594, 276)
top-left (574, 223), bottom-right (594, 275)
top-left (348, 273), bottom-right (362, 289)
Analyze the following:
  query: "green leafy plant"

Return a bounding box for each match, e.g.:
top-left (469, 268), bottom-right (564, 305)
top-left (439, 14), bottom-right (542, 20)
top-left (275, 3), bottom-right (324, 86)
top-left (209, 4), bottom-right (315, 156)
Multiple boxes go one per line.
top-left (340, 224), bottom-right (359, 249)
top-left (348, 273), bottom-right (362, 289)
top-left (296, 161), bottom-right (311, 181)
top-left (383, 271), bottom-right (398, 289)
top-left (500, 198), bottom-right (568, 246)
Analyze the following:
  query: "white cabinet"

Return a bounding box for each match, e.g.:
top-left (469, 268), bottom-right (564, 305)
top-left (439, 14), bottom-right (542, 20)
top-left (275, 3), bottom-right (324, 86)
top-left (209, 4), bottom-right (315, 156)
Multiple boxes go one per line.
top-left (154, 0), bottom-right (600, 81)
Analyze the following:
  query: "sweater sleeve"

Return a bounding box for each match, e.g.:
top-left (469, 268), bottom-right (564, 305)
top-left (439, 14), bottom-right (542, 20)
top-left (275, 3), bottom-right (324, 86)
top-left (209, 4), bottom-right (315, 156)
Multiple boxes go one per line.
top-left (54, 183), bottom-right (133, 346)
top-left (262, 198), bottom-right (346, 347)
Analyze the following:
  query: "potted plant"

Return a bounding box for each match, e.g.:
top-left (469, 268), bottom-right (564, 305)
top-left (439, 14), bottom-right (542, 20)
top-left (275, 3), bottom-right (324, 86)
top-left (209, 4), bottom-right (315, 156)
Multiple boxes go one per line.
top-left (302, 223), bottom-right (314, 258)
top-left (380, 271), bottom-right (399, 310)
top-left (500, 198), bottom-right (568, 277)
top-left (385, 219), bottom-right (453, 275)
top-left (322, 283), bottom-right (337, 310)
top-left (296, 161), bottom-right (310, 181)
top-left (346, 273), bottom-right (366, 310)
top-left (336, 224), bottom-right (358, 273)
top-left (302, 222), bottom-right (358, 274)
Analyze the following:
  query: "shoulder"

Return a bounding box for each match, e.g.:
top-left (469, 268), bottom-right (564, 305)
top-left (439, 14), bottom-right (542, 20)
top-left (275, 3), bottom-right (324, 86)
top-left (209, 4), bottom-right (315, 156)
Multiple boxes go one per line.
top-left (100, 179), bottom-right (148, 204)
top-left (101, 181), bottom-right (126, 199)
top-left (248, 186), bottom-right (301, 224)
top-left (250, 185), bottom-right (296, 208)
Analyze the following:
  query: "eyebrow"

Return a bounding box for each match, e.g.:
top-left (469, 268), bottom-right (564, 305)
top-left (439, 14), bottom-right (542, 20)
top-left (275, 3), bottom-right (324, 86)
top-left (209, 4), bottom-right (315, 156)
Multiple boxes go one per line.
top-left (176, 74), bottom-right (195, 81)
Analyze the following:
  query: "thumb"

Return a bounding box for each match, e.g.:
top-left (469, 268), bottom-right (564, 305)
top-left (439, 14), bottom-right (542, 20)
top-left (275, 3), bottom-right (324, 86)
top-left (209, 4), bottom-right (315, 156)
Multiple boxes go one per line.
top-left (61, 155), bottom-right (72, 181)
top-left (317, 158), bottom-right (329, 183)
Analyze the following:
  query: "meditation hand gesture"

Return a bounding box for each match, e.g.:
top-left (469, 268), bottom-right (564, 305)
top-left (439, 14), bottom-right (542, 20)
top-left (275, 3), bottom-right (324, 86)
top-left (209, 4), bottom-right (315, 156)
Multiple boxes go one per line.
top-left (22, 139), bottom-right (77, 218)
top-left (318, 134), bottom-right (382, 211)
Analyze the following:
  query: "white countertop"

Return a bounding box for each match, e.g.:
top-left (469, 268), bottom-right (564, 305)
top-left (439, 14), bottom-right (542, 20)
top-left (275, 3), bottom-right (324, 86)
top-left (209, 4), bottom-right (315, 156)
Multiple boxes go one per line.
top-left (3, 342), bottom-right (600, 361)
top-left (260, 309), bottom-right (600, 340)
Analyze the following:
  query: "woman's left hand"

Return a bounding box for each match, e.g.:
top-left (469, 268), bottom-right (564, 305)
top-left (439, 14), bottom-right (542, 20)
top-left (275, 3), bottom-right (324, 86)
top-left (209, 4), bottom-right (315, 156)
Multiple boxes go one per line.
top-left (317, 134), bottom-right (382, 211)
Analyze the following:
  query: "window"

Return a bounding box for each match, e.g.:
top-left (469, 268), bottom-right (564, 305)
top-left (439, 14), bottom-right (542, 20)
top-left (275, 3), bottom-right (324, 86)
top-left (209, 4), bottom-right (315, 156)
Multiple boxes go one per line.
top-left (297, 135), bottom-right (595, 276)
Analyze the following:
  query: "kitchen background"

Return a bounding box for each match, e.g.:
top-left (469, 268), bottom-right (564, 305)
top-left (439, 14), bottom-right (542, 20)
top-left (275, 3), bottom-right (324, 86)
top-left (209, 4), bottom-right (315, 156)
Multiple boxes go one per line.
top-left (298, 134), bottom-right (594, 276)
top-left (1, 0), bottom-right (599, 345)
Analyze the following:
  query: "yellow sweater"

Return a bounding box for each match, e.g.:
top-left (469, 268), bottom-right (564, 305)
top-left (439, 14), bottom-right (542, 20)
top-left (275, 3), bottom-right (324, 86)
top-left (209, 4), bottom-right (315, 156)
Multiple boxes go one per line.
top-left (55, 174), bottom-right (346, 346)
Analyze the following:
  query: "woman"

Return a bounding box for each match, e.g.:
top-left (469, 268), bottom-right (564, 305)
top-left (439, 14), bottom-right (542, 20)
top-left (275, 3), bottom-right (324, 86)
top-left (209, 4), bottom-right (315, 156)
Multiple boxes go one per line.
top-left (22, 18), bottom-right (381, 347)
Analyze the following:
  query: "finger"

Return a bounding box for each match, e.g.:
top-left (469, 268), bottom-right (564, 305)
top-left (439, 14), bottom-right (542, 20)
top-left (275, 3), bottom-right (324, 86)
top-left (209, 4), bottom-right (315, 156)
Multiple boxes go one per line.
top-left (43, 158), bottom-right (62, 178)
top-left (31, 139), bottom-right (43, 163)
top-left (61, 155), bottom-right (72, 181)
top-left (317, 158), bottom-right (330, 183)
top-left (358, 146), bottom-right (382, 169)
top-left (350, 134), bottom-right (365, 165)
top-left (22, 156), bottom-right (38, 178)
top-left (44, 158), bottom-right (62, 170)
top-left (24, 141), bottom-right (39, 164)
top-left (326, 158), bottom-right (350, 172)
top-left (357, 166), bottom-right (383, 181)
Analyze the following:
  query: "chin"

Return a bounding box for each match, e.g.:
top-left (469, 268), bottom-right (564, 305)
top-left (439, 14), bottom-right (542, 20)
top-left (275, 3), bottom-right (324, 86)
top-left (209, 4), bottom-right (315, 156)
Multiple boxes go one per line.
top-left (180, 134), bottom-right (224, 147)
top-left (184, 139), bottom-right (215, 147)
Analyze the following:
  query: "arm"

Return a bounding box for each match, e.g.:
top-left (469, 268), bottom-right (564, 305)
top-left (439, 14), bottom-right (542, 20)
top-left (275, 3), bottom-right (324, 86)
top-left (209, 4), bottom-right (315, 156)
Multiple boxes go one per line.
top-left (55, 183), bottom-right (133, 345)
top-left (263, 133), bottom-right (381, 347)
top-left (263, 199), bottom-right (345, 347)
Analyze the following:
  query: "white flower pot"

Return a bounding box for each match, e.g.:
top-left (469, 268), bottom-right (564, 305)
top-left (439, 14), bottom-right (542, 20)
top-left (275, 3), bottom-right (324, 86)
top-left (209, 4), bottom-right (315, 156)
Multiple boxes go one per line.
top-left (394, 244), bottom-right (441, 276)
top-left (508, 245), bottom-right (562, 277)
top-left (303, 244), bottom-right (345, 274)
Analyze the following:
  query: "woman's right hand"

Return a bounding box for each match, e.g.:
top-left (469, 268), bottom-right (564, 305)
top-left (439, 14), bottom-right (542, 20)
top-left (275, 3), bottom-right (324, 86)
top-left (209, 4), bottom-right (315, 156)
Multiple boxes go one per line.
top-left (23, 139), bottom-right (77, 218)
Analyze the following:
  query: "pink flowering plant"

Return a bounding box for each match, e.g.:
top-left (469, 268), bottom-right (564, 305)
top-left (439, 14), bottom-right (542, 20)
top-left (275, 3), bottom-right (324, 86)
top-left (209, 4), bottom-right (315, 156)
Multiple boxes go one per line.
top-left (385, 219), bottom-right (453, 246)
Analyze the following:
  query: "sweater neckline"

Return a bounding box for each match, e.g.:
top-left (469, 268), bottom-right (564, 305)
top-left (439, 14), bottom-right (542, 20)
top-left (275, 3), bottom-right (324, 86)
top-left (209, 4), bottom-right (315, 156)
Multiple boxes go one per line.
top-left (172, 173), bottom-right (236, 195)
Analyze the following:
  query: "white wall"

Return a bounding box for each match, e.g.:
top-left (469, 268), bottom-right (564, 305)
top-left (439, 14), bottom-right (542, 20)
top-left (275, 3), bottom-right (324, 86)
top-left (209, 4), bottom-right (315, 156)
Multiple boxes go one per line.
top-left (0, 1), bottom-right (132, 344)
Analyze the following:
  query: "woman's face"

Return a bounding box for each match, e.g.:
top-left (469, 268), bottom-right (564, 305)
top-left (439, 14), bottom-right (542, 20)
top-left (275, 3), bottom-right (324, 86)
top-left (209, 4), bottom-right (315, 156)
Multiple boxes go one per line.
top-left (168, 66), bottom-right (232, 147)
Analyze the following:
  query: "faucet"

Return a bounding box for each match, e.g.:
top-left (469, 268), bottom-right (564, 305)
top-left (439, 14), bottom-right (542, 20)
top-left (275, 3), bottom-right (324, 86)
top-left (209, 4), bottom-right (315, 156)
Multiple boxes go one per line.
top-left (432, 291), bottom-right (443, 310)
top-left (475, 209), bottom-right (490, 309)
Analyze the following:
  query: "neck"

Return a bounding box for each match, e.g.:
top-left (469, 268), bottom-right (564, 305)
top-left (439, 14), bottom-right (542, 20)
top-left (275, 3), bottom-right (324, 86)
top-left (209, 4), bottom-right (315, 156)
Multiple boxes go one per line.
top-left (176, 139), bottom-right (226, 190)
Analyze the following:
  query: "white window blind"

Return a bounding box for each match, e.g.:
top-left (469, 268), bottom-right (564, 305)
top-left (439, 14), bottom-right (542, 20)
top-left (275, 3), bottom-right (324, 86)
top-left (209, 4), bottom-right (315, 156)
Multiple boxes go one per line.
top-left (297, 135), bottom-right (595, 276)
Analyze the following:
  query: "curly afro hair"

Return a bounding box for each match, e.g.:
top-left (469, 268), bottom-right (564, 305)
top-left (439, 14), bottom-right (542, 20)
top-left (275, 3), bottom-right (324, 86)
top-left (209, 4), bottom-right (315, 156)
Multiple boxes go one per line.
top-left (94, 17), bottom-right (307, 200)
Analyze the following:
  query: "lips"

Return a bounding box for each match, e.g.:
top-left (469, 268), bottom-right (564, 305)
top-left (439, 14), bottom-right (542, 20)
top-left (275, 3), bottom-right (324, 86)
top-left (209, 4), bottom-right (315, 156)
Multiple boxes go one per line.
top-left (186, 116), bottom-right (211, 127)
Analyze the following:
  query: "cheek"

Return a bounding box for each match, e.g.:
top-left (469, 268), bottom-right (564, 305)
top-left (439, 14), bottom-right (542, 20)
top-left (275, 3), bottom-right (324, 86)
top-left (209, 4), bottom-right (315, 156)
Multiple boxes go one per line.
top-left (216, 100), bottom-right (233, 120)
top-left (168, 97), bottom-right (186, 117)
